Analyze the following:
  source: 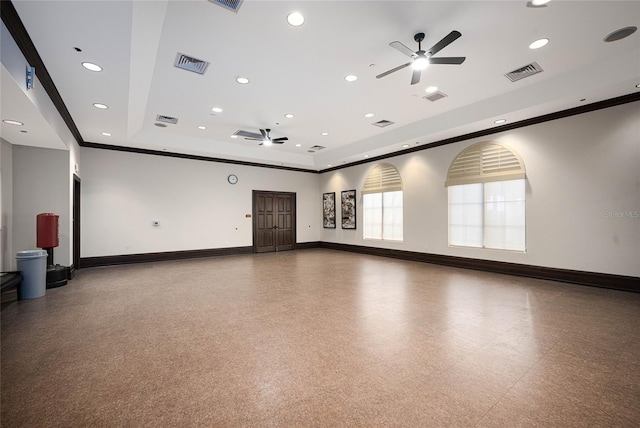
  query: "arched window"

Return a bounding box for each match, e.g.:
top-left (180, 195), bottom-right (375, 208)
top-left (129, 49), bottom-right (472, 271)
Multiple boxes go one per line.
top-left (446, 142), bottom-right (526, 251)
top-left (362, 163), bottom-right (403, 241)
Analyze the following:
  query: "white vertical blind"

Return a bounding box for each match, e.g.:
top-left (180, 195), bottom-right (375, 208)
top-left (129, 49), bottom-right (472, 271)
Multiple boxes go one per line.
top-left (382, 191), bottom-right (403, 241)
top-left (448, 180), bottom-right (525, 251)
top-left (363, 193), bottom-right (382, 239)
top-left (362, 163), bottom-right (403, 240)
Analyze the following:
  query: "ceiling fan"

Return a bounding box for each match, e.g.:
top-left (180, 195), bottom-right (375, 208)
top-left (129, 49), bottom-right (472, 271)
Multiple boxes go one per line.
top-left (376, 31), bottom-right (466, 85)
top-left (234, 128), bottom-right (288, 145)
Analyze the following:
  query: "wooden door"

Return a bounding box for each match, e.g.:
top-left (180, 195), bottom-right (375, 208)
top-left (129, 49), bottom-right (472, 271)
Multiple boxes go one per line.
top-left (253, 191), bottom-right (296, 253)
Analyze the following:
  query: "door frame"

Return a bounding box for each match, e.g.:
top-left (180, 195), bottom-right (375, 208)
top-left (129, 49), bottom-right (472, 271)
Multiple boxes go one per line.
top-left (252, 190), bottom-right (296, 253)
top-left (72, 174), bottom-right (81, 273)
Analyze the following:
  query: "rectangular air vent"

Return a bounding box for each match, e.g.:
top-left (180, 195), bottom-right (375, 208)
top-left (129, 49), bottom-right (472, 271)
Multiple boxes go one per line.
top-left (372, 120), bottom-right (395, 128)
top-left (174, 53), bottom-right (210, 75)
top-left (423, 91), bottom-right (447, 102)
top-left (156, 115), bottom-right (178, 124)
top-left (505, 62), bottom-right (543, 82)
top-left (208, 0), bottom-right (244, 13)
top-left (309, 145), bottom-right (326, 150)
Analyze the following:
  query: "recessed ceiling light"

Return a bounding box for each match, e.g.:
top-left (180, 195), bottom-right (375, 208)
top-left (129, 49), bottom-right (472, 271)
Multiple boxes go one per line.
top-left (531, 0), bottom-right (551, 5)
top-left (284, 113), bottom-right (295, 119)
top-left (363, 154), bottom-right (369, 158)
top-left (211, 107), bottom-right (223, 113)
top-left (636, 83), bottom-right (640, 88)
top-left (81, 62), bottom-right (102, 72)
top-left (327, 164), bottom-right (332, 167)
top-left (494, 119), bottom-right (507, 124)
top-left (101, 132), bottom-right (111, 136)
top-left (236, 76), bottom-right (250, 84)
top-left (364, 113), bottom-right (375, 118)
top-left (93, 103), bottom-right (108, 109)
top-left (197, 126), bottom-right (206, 130)
top-left (529, 38), bottom-right (549, 49)
top-left (230, 135), bottom-right (239, 139)
top-left (345, 74), bottom-right (358, 82)
top-left (402, 144), bottom-right (410, 148)
top-left (425, 86), bottom-right (438, 94)
top-left (287, 11), bottom-right (304, 27)
top-left (295, 144), bottom-right (302, 147)
top-left (2, 119), bottom-right (24, 126)
top-left (321, 132), bottom-right (329, 136)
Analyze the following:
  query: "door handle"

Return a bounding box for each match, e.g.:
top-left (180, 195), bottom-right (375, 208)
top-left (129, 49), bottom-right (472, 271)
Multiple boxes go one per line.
top-left (272, 225), bottom-right (278, 230)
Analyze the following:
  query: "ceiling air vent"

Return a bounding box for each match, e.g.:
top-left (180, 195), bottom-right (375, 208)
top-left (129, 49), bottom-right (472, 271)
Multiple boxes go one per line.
top-left (505, 62), bottom-right (543, 82)
top-left (423, 91), bottom-right (448, 102)
top-left (156, 115), bottom-right (178, 124)
top-left (174, 53), bottom-right (210, 75)
top-left (372, 120), bottom-right (395, 128)
top-left (309, 145), bottom-right (326, 151)
top-left (208, 0), bottom-right (244, 13)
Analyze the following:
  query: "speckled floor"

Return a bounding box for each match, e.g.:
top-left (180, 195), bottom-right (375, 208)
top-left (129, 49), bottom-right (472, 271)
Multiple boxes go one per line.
top-left (2, 249), bottom-right (639, 427)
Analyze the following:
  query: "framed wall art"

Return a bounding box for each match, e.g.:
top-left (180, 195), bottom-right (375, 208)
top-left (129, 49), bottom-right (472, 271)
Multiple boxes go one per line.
top-left (323, 192), bottom-right (336, 228)
top-left (341, 189), bottom-right (356, 229)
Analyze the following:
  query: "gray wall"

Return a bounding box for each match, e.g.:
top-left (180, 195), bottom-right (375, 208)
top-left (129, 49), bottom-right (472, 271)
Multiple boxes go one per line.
top-left (1, 139), bottom-right (13, 270)
top-left (12, 145), bottom-right (70, 266)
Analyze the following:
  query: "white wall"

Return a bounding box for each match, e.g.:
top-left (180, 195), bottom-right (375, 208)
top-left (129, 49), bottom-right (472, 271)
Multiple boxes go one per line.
top-left (81, 148), bottom-right (321, 257)
top-left (320, 101), bottom-right (640, 277)
top-left (1, 139), bottom-right (14, 270)
top-left (12, 145), bottom-right (71, 265)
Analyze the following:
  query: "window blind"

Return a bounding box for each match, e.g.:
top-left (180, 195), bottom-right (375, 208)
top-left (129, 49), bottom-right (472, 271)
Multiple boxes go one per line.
top-left (445, 142), bottom-right (525, 187)
top-left (362, 163), bottom-right (403, 194)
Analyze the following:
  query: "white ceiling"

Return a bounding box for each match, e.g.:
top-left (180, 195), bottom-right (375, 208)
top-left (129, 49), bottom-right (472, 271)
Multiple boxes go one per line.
top-left (3, 0), bottom-right (640, 171)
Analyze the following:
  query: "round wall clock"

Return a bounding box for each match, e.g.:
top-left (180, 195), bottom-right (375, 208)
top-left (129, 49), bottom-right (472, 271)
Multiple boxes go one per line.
top-left (227, 174), bottom-right (238, 184)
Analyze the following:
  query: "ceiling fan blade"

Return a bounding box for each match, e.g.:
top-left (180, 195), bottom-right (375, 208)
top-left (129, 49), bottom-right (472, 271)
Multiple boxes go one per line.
top-left (426, 30), bottom-right (462, 56)
top-left (389, 41), bottom-right (417, 58)
top-left (245, 138), bottom-right (263, 141)
top-left (272, 140), bottom-right (286, 144)
top-left (259, 129), bottom-right (269, 139)
top-left (430, 56), bottom-right (466, 65)
top-left (376, 62), bottom-right (412, 79)
top-left (410, 68), bottom-right (421, 85)
top-left (235, 130), bottom-right (262, 139)
top-left (272, 137), bottom-right (288, 142)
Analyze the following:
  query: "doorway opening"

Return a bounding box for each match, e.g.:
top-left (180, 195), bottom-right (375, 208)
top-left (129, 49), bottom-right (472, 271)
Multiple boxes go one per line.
top-left (72, 175), bottom-right (81, 274)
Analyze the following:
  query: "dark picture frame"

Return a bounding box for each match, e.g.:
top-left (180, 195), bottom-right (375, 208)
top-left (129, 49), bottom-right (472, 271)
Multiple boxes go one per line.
top-left (323, 192), bottom-right (336, 228)
top-left (341, 189), bottom-right (357, 229)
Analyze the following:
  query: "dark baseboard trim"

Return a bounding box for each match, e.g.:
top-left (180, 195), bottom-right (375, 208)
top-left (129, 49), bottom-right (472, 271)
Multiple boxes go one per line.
top-left (67, 264), bottom-right (75, 280)
top-left (295, 242), bottom-right (321, 250)
top-left (80, 246), bottom-right (254, 268)
top-left (318, 242), bottom-right (640, 293)
top-left (78, 242), bottom-right (639, 292)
